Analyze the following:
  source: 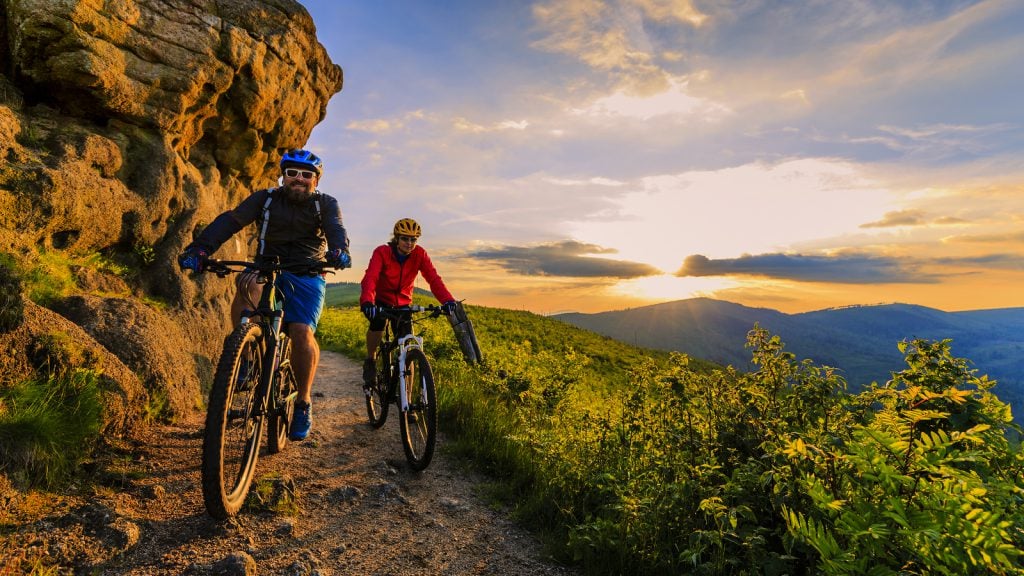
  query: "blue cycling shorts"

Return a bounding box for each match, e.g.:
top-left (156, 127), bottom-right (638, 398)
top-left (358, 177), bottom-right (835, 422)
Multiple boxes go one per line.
top-left (276, 272), bottom-right (327, 332)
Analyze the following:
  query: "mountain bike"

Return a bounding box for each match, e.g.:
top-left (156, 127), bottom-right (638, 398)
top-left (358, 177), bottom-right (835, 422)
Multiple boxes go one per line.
top-left (198, 257), bottom-right (332, 519)
top-left (364, 305), bottom-right (441, 471)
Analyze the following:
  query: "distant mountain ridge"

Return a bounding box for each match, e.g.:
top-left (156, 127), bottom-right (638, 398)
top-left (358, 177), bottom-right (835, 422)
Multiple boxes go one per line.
top-left (554, 298), bottom-right (1024, 419)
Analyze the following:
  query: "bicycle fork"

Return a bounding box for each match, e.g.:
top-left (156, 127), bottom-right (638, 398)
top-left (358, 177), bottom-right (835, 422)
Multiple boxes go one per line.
top-left (396, 335), bottom-right (424, 413)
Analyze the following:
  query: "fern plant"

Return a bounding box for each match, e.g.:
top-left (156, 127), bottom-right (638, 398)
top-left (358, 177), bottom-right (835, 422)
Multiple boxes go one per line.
top-left (782, 339), bottom-right (1024, 575)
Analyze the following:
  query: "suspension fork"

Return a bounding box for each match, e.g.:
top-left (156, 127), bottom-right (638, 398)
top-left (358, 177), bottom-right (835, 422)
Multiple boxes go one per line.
top-left (396, 334), bottom-right (424, 412)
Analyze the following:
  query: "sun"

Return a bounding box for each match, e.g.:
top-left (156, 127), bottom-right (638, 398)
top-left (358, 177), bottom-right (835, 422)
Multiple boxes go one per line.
top-left (610, 274), bottom-right (738, 303)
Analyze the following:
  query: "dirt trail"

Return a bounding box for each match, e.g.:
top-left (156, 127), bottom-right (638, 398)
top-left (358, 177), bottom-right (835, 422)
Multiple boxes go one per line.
top-left (4, 351), bottom-right (576, 575)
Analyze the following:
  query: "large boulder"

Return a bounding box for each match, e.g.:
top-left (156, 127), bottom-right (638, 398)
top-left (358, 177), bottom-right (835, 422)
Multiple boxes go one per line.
top-left (0, 0), bottom-right (343, 431)
top-left (50, 294), bottom-right (216, 420)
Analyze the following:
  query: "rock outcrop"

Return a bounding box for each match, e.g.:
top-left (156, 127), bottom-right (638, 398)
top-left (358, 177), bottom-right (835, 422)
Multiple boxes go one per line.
top-left (0, 0), bottom-right (342, 429)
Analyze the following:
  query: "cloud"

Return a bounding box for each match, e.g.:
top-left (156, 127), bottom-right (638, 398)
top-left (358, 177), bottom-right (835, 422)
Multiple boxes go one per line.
top-left (944, 231), bottom-right (1024, 244)
top-left (345, 110), bottom-right (428, 134)
top-left (864, 123), bottom-right (1019, 160)
top-left (530, 0), bottom-right (707, 92)
top-left (675, 253), bottom-right (939, 284)
top-left (933, 216), bottom-right (970, 225)
top-left (346, 110), bottom-right (531, 136)
top-left (860, 209), bottom-right (927, 228)
top-left (633, 0), bottom-right (707, 26)
top-left (469, 240), bottom-right (661, 278)
top-left (346, 118), bottom-right (400, 133)
top-left (571, 76), bottom-right (731, 121)
top-left (453, 117), bottom-right (532, 133)
top-left (543, 176), bottom-right (626, 186)
top-left (568, 157), bottom-right (895, 272)
top-left (933, 253), bottom-right (1024, 270)
top-left (673, 0), bottom-right (1024, 159)
top-left (860, 209), bottom-right (977, 229)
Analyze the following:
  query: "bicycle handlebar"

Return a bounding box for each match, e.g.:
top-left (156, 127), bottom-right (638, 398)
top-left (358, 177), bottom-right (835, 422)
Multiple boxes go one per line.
top-left (376, 304), bottom-right (444, 319)
top-left (202, 258), bottom-right (337, 278)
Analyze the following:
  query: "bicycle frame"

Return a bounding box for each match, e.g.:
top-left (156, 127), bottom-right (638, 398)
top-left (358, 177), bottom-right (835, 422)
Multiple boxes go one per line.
top-left (241, 269), bottom-right (290, 418)
top-left (208, 259), bottom-right (292, 419)
top-left (378, 305), bottom-right (436, 409)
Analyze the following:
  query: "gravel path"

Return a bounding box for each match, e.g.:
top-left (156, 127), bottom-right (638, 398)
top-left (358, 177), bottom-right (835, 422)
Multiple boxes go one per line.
top-left (2, 350), bottom-right (576, 576)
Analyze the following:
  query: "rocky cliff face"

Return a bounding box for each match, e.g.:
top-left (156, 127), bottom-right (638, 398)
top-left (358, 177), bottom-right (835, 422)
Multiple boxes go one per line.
top-left (0, 0), bottom-right (342, 433)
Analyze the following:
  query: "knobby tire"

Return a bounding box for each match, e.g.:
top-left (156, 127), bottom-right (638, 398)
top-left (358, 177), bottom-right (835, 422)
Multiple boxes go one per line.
top-left (366, 346), bottom-right (390, 428)
top-left (201, 322), bottom-right (265, 520)
top-left (399, 348), bottom-right (436, 471)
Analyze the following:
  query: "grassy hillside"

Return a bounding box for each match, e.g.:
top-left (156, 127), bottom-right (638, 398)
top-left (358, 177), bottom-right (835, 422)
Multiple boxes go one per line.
top-left (317, 299), bottom-right (1024, 575)
top-left (319, 295), bottom-right (717, 387)
top-left (325, 281), bottom-right (432, 308)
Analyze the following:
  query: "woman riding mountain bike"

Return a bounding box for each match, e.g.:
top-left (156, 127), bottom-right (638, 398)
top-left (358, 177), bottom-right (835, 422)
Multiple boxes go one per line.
top-left (359, 218), bottom-right (458, 387)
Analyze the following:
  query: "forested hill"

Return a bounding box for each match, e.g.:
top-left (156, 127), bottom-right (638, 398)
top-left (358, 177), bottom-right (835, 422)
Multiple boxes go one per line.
top-left (554, 298), bottom-right (1024, 420)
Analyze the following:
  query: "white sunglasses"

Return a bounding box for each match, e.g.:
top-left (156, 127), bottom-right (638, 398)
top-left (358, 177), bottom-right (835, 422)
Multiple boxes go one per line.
top-left (284, 168), bottom-right (317, 179)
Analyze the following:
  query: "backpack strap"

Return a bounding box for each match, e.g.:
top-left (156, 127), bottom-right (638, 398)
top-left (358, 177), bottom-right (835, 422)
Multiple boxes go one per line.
top-left (312, 191), bottom-right (323, 230)
top-left (257, 188), bottom-right (275, 256)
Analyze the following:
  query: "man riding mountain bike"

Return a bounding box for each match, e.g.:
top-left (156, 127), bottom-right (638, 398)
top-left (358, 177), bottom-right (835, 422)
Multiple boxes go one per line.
top-left (178, 148), bottom-right (351, 441)
top-left (359, 218), bottom-right (457, 387)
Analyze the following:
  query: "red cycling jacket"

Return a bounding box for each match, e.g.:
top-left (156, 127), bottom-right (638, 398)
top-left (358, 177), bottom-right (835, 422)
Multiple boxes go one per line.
top-left (359, 243), bottom-right (454, 307)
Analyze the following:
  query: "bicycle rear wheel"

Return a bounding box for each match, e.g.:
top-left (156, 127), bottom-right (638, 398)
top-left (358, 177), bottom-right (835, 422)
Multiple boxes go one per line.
top-left (365, 349), bottom-right (390, 428)
top-left (202, 322), bottom-right (265, 519)
top-left (267, 338), bottom-right (295, 454)
top-left (399, 348), bottom-right (436, 471)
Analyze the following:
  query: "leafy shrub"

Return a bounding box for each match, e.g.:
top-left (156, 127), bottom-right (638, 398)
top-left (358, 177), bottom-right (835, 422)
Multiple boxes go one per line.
top-left (782, 339), bottom-right (1024, 574)
top-left (317, 304), bottom-right (1024, 574)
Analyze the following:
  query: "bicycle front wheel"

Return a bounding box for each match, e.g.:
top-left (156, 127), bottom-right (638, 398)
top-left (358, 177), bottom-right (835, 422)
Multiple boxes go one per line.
top-left (202, 322), bottom-right (265, 519)
top-left (365, 349), bottom-right (390, 428)
top-left (399, 348), bottom-right (436, 471)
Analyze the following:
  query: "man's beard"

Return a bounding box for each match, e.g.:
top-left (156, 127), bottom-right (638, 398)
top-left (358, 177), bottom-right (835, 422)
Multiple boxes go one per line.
top-left (284, 181), bottom-right (313, 202)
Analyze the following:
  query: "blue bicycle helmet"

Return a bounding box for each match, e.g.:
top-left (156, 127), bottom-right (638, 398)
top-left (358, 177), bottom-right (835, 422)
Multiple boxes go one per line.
top-left (280, 149), bottom-right (323, 175)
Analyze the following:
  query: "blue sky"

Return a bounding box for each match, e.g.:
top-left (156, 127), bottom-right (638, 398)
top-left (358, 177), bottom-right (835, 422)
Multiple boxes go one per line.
top-left (299, 0), bottom-right (1023, 314)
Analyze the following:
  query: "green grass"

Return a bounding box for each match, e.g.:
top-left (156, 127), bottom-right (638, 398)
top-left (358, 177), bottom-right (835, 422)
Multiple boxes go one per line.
top-left (0, 370), bottom-right (105, 488)
top-left (22, 249), bottom-right (78, 306)
top-left (244, 472), bottom-right (299, 516)
top-left (5, 246), bottom-right (169, 311)
top-left (324, 281), bottom-right (362, 308)
top-left (324, 281), bottom-right (432, 308)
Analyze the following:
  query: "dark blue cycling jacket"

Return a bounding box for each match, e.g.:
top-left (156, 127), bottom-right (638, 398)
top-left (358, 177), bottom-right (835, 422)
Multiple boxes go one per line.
top-left (192, 187), bottom-right (349, 272)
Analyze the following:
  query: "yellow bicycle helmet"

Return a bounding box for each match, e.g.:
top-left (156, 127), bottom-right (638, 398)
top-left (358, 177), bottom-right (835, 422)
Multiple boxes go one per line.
top-left (393, 218), bottom-right (422, 238)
